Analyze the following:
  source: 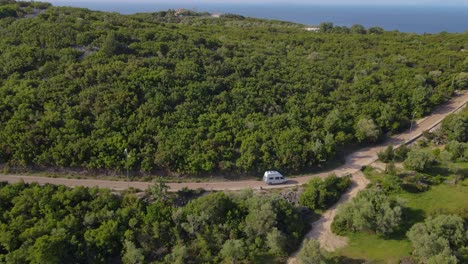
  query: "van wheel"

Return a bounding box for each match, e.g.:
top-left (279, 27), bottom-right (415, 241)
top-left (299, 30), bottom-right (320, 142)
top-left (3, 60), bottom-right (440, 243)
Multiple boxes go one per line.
top-left (267, 182), bottom-right (272, 185)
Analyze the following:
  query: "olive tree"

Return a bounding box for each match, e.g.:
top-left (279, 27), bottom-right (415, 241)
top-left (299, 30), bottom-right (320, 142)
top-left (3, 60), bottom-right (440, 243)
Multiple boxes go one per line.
top-left (404, 149), bottom-right (436, 172)
top-left (332, 188), bottom-right (403, 235)
top-left (297, 239), bottom-right (329, 264)
top-left (407, 215), bottom-right (467, 263)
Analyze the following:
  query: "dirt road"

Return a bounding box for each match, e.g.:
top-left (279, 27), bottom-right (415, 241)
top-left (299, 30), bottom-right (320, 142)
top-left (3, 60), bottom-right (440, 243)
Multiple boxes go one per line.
top-left (287, 171), bottom-right (369, 264)
top-left (286, 92), bottom-right (467, 263)
top-left (1, 91), bottom-right (466, 191)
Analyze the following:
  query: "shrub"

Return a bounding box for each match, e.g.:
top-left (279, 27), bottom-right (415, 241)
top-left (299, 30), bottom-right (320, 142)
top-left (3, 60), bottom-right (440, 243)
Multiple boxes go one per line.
top-left (297, 239), bottom-right (330, 264)
top-left (384, 162), bottom-right (397, 176)
top-left (394, 145), bottom-right (410, 161)
top-left (404, 149), bottom-right (436, 172)
top-left (445, 140), bottom-right (467, 161)
top-left (440, 107), bottom-right (468, 142)
top-left (378, 145), bottom-right (395, 163)
top-left (299, 174), bottom-right (351, 211)
top-left (407, 215), bottom-right (467, 263)
top-left (332, 188), bottom-right (403, 235)
top-left (380, 173), bottom-right (402, 193)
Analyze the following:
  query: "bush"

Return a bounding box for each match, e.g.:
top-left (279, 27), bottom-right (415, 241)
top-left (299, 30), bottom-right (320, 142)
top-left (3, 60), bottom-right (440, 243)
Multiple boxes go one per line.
top-left (384, 162), bottom-right (397, 176)
top-left (380, 173), bottom-right (402, 193)
top-left (378, 145), bottom-right (395, 163)
top-left (455, 72), bottom-right (468, 90)
top-left (440, 106), bottom-right (468, 142)
top-left (331, 188), bottom-right (403, 235)
top-left (407, 215), bottom-right (467, 263)
top-left (445, 140), bottom-right (467, 161)
top-left (297, 239), bottom-right (330, 264)
top-left (394, 145), bottom-right (410, 161)
top-left (299, 174), bottom-right (351, 211)
top-left (404, 149), bottom-right (436, 172)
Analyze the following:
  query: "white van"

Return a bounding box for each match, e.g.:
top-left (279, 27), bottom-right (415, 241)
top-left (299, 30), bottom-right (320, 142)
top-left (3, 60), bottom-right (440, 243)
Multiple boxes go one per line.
top-left (263, 171), bottom-right (287, 185)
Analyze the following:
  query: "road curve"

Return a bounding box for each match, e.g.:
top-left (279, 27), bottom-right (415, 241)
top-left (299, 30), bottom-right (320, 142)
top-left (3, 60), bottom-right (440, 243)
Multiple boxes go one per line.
top-left (287, 171), bottom-right (370, 264)
top-left (0, 91), bottom-right (467, 192)
top-left (287, 91), bottom-right (467, 263)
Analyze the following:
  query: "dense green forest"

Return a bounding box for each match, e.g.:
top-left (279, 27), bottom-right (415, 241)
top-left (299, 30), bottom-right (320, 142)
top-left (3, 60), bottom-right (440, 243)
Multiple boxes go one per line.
top-left (0, 1), bottom-right (467, 176)
top-left (0, 181), bottom-right (308, 263)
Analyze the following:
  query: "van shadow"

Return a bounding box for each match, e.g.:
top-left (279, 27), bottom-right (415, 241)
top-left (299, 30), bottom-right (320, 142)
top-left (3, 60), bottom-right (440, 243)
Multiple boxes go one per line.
top-left (285, 180), bottom-right (299, 185)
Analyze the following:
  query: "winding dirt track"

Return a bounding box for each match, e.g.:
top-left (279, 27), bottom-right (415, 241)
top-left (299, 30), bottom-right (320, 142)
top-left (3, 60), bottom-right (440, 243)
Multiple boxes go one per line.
top-left (287, 91), bottom-right (467, 263)
top-left (287, 171), bottom-right (369, 264)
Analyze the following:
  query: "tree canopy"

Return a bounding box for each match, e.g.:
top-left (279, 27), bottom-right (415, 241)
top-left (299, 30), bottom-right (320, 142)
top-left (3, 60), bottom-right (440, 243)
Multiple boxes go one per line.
top-left (0, 182), bottom-right (308, 263)
top-left (296, 239), bottom-right (330, 264)
top-left (0, 1), bottom-right (467, 176)
top-left (331, 188), bottom-right (404, 235)
top-left (299, 173), bottom-right (351, 211)
top-left (407, 215), bottom-right (467, 264)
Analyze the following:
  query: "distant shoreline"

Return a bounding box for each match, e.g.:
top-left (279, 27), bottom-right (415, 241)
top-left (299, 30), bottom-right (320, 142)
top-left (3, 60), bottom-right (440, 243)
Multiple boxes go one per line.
top-left (46, 2), bottom-right (468, 34)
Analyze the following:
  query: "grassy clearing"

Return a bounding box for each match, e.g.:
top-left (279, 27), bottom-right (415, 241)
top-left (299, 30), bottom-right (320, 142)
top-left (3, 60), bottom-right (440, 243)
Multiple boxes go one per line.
top-left (335, 163), bottom-right (467, 262)
top-left (334, 233), bottom-right (411, 264)
top-left (457, 161), bottom-right (468, 169)
top-left (398, 177), bottom-right (468, 217)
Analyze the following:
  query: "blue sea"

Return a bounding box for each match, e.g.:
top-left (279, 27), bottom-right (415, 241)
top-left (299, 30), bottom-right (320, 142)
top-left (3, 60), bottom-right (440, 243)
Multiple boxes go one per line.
top-left (48, 1), bottom-right (468, 34)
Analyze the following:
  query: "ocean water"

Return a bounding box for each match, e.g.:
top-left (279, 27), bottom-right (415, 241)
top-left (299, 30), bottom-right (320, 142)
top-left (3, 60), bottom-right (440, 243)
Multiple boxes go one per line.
top-left (47, 1), bottom-right (468, 34)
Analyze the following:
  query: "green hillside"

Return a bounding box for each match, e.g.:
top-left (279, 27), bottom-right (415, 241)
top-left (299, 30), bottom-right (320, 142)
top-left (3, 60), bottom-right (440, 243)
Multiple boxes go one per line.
top-left (0, 0), bottom-right (467, 176)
